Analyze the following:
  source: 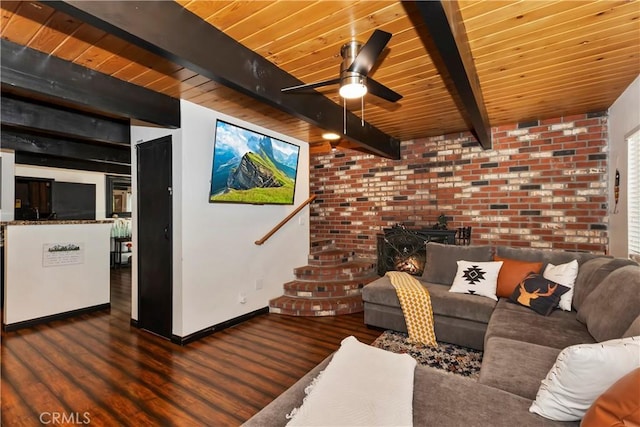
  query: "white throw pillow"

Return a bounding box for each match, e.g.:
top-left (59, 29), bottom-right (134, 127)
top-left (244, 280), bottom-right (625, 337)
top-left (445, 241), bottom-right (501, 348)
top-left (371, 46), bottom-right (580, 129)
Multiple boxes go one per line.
top-left (530, 336), bottom-right (640, 421)
top-left (449, 260), bottom-right (503, 301)
top-left (543, 259), bottom-right (579, 311)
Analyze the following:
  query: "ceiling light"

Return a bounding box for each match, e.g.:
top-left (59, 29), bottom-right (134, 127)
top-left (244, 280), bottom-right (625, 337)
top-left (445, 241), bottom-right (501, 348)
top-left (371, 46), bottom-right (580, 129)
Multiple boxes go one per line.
top-left (339, 76), bottom-right (367, 99)
top-left (322, 132), bottom-right (340, 141)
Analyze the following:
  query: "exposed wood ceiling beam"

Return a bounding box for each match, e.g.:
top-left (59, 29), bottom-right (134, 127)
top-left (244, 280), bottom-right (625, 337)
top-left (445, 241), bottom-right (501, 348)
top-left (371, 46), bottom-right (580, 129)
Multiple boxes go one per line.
top-left (47, 1), bottom-right (400, 159)
top-left (2, 128), bottom-right (131, 166)
top-left (413, 1), bottom-right (492, 150)
top-left (15, 152), bottom-right (131, 175)
top-left (1, 95), bottom-right (130, 146)
top-left (0, 39), bottom-right (180, 129)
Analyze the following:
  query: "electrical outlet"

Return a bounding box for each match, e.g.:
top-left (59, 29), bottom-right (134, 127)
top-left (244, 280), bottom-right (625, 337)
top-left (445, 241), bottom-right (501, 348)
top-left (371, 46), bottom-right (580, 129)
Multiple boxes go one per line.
top-left (238, 292), bottom-right (247, 304)
top-left (255, 279), bottom-right (263, 290)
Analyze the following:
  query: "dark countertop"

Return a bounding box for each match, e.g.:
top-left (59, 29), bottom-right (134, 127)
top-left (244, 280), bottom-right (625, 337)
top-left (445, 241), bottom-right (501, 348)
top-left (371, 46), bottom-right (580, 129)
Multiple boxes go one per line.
top-left (1, 220), bottom-right (113, 226)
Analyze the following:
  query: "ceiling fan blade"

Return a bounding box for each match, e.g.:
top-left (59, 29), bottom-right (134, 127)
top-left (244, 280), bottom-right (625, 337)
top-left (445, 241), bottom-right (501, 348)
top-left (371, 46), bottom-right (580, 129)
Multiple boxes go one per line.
top-left (281, 78), bottom-right (340, 93)
top-left (347, 29), bottom-right (392, 75)
top-left (367, 77), bottom-right (403, 102)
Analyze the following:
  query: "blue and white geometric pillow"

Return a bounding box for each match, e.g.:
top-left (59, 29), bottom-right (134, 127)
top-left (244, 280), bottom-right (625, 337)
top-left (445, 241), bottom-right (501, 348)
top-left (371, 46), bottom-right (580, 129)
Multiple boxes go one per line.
top-left (448, 260), bottom-right (504, 301)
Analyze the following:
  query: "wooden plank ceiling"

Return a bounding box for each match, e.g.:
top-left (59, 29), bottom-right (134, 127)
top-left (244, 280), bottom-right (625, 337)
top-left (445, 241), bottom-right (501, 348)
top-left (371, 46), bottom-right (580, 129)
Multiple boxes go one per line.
top-left (1, 1), bottom-right (638, 155)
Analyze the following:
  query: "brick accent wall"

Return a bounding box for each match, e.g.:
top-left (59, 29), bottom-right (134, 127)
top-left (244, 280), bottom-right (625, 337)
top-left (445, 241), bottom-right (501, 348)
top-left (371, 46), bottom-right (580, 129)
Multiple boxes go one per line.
top-left (310, 112), bottom-right (609, 257)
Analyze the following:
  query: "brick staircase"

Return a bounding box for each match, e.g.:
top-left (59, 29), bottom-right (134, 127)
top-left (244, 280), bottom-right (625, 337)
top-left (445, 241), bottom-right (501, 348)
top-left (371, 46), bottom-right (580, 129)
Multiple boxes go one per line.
top-left (269, 239), bottom-right (379, 316)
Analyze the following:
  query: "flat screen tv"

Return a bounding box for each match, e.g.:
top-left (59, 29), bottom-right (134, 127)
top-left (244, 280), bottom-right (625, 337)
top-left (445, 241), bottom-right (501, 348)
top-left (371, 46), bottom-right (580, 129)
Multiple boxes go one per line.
top-left (209, 120), bottom-right (300, 205)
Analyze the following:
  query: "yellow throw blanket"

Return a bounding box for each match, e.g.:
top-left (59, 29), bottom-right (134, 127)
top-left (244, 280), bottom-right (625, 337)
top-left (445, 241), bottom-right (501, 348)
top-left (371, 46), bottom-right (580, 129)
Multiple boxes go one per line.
top-left (386, 271), bottom-right (438, 347)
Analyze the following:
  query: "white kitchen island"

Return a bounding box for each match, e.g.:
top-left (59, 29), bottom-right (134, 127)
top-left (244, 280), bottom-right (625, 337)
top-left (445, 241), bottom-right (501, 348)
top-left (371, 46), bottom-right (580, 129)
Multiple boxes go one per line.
top-left (2, 220), bottom-right (112, 330)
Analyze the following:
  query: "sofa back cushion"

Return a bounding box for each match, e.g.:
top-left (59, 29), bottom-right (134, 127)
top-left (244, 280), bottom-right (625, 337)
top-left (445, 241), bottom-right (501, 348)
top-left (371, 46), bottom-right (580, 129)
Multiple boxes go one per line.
top-left (422, 243), bottom-right (493, 285)
top-left (576, 265), bottom-right (640, 342)
top-left (572, 258), bottom-right (638, 311)
top-left (495, 246), bottom-right (600, 271)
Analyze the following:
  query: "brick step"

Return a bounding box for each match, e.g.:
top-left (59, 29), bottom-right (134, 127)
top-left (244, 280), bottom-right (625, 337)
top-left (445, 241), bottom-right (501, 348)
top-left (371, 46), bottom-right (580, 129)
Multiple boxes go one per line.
top-left (268, 294), bottom-right (363, 317)
top-left (310, 239), bottom-right (335, 254)
top-left (293, 260), bottom-right (376, 281)
top-left (270, 246), bottom-right (374, 317)
top-left (308, 249), bottom-right (355, 266)
top-left (283, 275), bottom-right (378, 297)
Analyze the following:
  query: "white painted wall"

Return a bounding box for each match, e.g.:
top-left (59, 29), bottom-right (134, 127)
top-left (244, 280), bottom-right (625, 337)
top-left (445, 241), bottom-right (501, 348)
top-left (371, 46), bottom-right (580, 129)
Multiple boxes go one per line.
top-left (0, 151), bottom-right (16, 221)
top-left (179, 100), bottom-right (309, 336)
top-left (608, 75), bottom-right (640, 257)
top-left (132, 101), bottom-right (310, 337)
top-left (3, 223), bottom-right (111, 325)
top-left (13, 164), bottom-right (109, 219)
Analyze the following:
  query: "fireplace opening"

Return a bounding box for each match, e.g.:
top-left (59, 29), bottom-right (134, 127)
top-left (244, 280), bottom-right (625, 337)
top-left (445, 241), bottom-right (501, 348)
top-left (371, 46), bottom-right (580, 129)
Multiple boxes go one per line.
top-left (376, 225), bottom-right (458, 276)
top-left (394, 254), bottom-right (424, 275)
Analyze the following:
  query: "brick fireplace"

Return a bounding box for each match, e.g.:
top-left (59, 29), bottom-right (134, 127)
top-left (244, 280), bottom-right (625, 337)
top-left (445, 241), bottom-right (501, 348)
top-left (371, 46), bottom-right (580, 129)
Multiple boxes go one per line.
top-left (376, 225), bottom-right (457, 276)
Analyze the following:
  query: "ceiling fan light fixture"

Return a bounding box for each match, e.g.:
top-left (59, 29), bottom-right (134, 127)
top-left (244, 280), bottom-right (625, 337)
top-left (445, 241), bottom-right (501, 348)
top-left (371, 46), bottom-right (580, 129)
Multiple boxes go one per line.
top-left (280, 31), bottom-right (401, 103)
top-left (322, 132), bottom-right (340, 141)
top-left (339, 76), bottom-right (367, 99)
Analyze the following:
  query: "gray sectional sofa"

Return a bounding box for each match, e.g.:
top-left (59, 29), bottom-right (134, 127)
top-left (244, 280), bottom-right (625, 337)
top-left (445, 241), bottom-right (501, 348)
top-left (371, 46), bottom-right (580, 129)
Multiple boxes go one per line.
top-left (244, 243), bottom-right (640, 426)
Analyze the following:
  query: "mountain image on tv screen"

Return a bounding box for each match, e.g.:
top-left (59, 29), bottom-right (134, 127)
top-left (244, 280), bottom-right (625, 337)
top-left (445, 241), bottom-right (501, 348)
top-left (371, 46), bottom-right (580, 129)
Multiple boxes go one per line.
top-left (209, 120), bottom-right (300, 205)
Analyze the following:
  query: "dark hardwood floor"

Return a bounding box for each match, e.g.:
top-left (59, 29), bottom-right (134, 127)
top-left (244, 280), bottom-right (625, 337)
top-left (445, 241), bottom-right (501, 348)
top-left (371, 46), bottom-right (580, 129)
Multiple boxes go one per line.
top-left (1, 268), bottom-right (381, 426)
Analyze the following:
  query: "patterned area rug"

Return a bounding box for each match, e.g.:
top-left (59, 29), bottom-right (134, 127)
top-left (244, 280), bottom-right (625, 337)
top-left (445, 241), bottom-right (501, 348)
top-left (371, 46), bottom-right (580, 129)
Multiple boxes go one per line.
top-left (371, 330), bottom-right (483, 379)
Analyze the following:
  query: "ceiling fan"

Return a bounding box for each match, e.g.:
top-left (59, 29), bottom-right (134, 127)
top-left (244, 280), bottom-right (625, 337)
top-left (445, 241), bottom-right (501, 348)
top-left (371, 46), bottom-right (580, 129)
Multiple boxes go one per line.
top-left (281, 30), bottom-right (402, 103)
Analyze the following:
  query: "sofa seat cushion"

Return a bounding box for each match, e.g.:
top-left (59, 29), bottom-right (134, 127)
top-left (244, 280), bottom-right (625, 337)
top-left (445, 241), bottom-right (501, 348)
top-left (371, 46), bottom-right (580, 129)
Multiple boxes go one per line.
top-left (363, 276), bottom-right (496, 324)
top-left (413, 365), bottom-right (577, 427)
top-left (362, 275), bottom-right (403, 306)
top-left (479, 337), bottom-right (561, 400)
top-left (364, 302), bottom-right (489, 350)
top-left (429, 281), bottom-right (497, 323)
top-left (486, 299), bottom-right (595, 349)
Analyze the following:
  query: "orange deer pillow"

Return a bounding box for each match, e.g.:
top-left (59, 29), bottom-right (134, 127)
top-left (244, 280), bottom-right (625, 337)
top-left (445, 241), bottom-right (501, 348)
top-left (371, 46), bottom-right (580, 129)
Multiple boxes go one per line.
top-left (494, 256), bottom-right (543, 298)
top-left (509, 273), bottom-right (570, 316)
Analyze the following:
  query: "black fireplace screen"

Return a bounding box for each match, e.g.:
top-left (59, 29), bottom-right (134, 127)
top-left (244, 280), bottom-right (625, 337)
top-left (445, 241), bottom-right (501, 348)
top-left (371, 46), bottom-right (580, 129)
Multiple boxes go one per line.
top-left (377, 225), bottom-right (458, 276)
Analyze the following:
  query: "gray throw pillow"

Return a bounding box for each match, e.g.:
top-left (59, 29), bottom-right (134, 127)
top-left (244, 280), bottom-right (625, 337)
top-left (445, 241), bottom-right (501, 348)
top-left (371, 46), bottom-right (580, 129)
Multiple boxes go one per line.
top-left (573, 258), bottom-right (638, 311)
top-left (576, 265), bottom-right (640, 342)
top-left (422, 242), bottom-right (493, 285)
